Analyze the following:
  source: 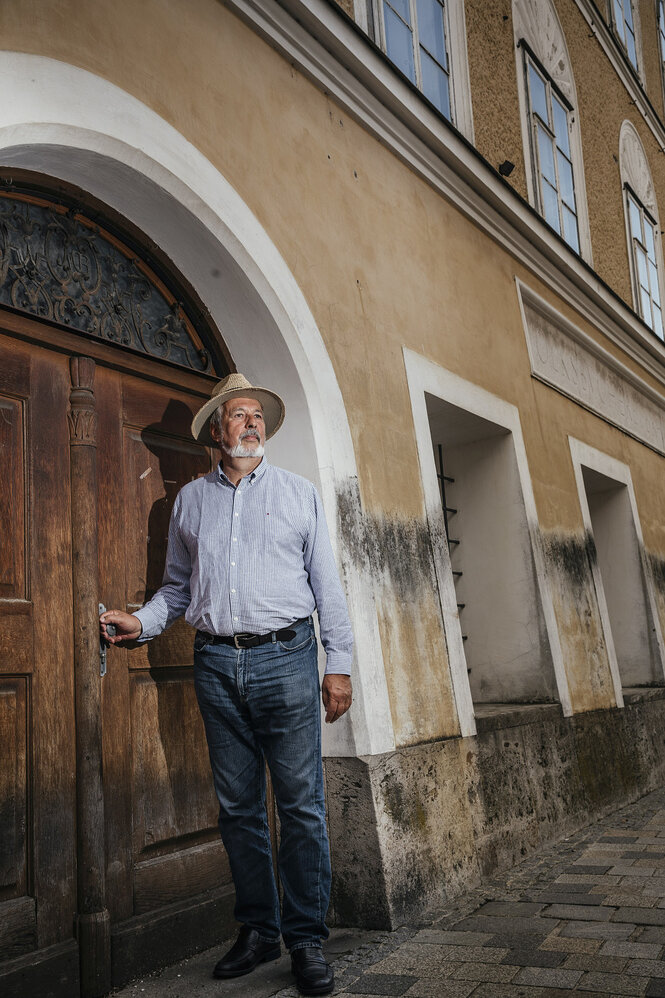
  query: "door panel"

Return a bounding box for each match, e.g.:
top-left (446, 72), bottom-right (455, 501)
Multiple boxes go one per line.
top-left (0, 334), bottom-right (76, 962)
top-left (99, 369), bottom-right (229, 918)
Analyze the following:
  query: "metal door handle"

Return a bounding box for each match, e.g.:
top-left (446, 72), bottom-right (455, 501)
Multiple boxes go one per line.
top-left (98, 602), bottom-right (116, 676)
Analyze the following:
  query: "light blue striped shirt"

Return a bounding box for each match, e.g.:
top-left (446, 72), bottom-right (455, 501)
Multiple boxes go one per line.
top-left (134, 459), bottom-right (353, 674)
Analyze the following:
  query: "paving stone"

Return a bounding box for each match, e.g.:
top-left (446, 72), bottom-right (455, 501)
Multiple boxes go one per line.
top-left (345, 974), bottom-right (420, 995)
top-left (626, 960), bottom-right (665, 978)
top-left (533, 892), bottom-right (605, 906)
top-left (645, 980), bottom-right (665, 998)
top-left (598, 940), bottom-right (663, 959)
top-left (536, 883), bottom-right (597, 895)
top-left (470, 985), bottom-right (548, 997)
top-left (601, 893), bottom-right (658, 908)
top-left (613, 908), bottom-right (665, 925)
top-left (411, 930), bottom-right (495, 947)
top-left (599, 836), bottom-right (640, 843)
top-left (367, 957), bottom-right (455, 979)
top-left (514, 966), bottom-right (582, 988)
top-left (542, 904), bottom-right (613, 921)
top-left (569, 864), bottom-right (614, 874)
top-left (555, 874), bottom-right (620, 886)
top-left (576, 971), bottom-right (650, 993)
top-left (403, 981), bottom-right (477, 998)
top-left (449, 961), bottom-right (519, 982)
top-left (474, 902), bottom-right (544, 917)
top-left (636, 927), bottom-right (665, 943)
top-left (501, 948), bottom-right (566, 968)
top-left (421, 945), bottom-right (509, 964)
top-left (558, 921), bottom-right (635, 939)
top-left (453, 916), bottom-right (552, 938)
top-left (539, 935), bottom-right (602, 954)
top-left (561, 953), bottom-right (629, 973)
top-left (610, 866), bottom-right (650, 876)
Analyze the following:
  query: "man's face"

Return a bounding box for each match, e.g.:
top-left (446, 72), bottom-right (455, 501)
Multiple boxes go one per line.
top-left (212, 396), bottom-right (266, 457)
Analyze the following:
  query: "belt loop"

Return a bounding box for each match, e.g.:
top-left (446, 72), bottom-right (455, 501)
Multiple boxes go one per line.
top-left (271, 631), bottom-right (276, 643)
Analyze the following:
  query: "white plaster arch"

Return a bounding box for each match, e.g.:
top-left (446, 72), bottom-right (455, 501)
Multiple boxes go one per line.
top-left (0, 50), bottom-right (394, 757)
top-left (619, 119), bottom-right (665, 329)
top-left (512, 0), bottom-right (593, 264)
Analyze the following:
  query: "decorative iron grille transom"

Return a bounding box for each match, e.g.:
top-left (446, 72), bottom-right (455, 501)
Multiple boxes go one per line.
top-left (0, 191), bottom-right (213, 373)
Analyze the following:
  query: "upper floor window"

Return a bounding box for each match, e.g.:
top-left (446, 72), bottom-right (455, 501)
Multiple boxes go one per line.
top-left (619, 120), bottom-right (665, 340)
top-left (512, 0), bottom-right (592, 262)
top-left (658, 1), bottom-right (665, 102)
top-left (524, 50), bottom-right (580, 253)
top-left (626, 189), bottom-right (663, 337)
top-left (376, 0), bottom-right (452, 119)
top-left (611, 0), bottom-right (638, 69)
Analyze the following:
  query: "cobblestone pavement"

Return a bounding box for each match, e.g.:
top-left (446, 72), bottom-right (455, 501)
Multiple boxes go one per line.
top-left (113, 786), bottom-right (665, 998)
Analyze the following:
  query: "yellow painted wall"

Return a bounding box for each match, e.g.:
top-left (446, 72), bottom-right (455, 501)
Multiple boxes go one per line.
top-left (5, 0), bottom-right (665, 735)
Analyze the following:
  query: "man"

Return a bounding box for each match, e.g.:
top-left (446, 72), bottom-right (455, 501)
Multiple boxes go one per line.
top-left (100, 373), bottom-right (353, 996)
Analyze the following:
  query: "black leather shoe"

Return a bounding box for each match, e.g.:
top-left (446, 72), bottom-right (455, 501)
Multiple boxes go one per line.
top-left (291, 947), bottom-right (335, 995)
top-left (212, 925), bottom-right (280, 978)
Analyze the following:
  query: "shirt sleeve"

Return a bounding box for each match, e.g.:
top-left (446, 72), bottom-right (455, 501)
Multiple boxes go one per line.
top-left (133, 492), bottom-right (192, 641)
top-left (303, 485), bottom-right (354, 675)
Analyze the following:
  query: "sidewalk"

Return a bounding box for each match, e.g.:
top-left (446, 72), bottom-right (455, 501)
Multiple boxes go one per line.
top-left (113, 785), bottom-right (665, 997)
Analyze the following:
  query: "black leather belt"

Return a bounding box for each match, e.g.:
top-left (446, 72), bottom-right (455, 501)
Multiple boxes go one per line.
top-left (198, 617), bottom-right (309, 650)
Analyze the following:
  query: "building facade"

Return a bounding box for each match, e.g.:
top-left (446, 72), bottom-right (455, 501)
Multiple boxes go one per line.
top-left (3, 0), bottom-right (665, 995)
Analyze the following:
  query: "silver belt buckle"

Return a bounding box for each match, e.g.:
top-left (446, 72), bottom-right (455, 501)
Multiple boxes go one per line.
top-left (234, 633), bottom-right (251, 649)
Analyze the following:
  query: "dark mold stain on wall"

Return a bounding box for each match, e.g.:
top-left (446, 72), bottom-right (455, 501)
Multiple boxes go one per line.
top-left (543, 530), bottom-right (598, 590)
top-left (336, 478), bottom-right (438, 599)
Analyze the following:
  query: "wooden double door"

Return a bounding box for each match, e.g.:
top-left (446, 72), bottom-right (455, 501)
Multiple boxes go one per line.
top-left (0, 317), bottom-right (236, 995)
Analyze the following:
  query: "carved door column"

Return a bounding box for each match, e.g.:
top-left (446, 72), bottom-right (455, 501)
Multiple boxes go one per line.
top-left (68, 356), bottom-right (111, 997)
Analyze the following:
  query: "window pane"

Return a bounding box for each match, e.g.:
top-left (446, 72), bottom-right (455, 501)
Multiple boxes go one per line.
top-left (537, 124), bottom-right (556, 185)
top-left (528, 64), bottom-right (549, 123)
top-left (385, 4), bottom-right (416, 82)
top-left (614, 0), bottom-right (626, 42)
top-left (624, 0), bottom-right (634, 31)
top-left (628, 197), bottom-right (641, 240)
top-left (641, 286), bottom-right (652, 324)
top-left (645, 220), bottom-right (656, 261)
top-left (386, 0), bottom-right (411, 23)
top-left (636, 245), bottom-right (649, 289)
top-left (562, 206), bottom-right (580, 253)
top-left (416, 0), bottom-right (448, 69)
top-left (557, 152), bottom-right (575, 210)
top-left (654, 305), bottom-right (664, 338)
top-left (552, 97), bottom-right (570, 157)
top-left (542, 181), bottom-right (561, 232)
top-left (420, 49), bottom-right (451, 117)
top-left (650, 262), bottom-right (661, 305)
top-left (626, 29), bottom-right (637, 68)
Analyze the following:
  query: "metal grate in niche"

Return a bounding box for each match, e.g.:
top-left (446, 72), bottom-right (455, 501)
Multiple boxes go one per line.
top-left (436, 443), bottom-right (467, 641)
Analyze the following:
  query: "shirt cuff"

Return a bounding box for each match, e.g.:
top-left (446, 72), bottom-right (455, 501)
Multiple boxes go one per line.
top-left (133, 604), bottom-right (162, 642)
top-left (323, 654), bottom-right (352, 676)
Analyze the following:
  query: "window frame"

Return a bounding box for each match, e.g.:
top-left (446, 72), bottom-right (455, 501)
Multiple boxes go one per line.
top-left (658, 0), bottom-right (665, 116)
top-left (521, 43), bottom-right (581, 255)
top-left (624, 183), bottom-right (665, 339)
top-left (374, 0), bottom-right (453, 121)
top-left (610, 0), bottom-right (639, 71)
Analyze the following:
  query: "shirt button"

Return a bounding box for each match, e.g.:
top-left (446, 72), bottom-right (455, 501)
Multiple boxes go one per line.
top-left (233, 616), bottom-right (239, 621)
top-left (231, 588), bottom-right (236, 593)
top-left (234, 512), bottom-right (239, 517)
top-left (231, 561), bottom-right (236, 566)
top-left (233, 537), bottom-right (237, 542)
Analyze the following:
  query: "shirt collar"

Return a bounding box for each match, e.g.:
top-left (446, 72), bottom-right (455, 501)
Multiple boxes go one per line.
top-left (217, 456), bottom-right (269, 487)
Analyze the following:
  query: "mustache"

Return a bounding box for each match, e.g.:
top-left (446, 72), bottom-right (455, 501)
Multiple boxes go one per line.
top-left (240, 429), bottom-right (261, 441)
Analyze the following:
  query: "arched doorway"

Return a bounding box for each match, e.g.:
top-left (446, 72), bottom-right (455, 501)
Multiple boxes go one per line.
top-left (0, 181), bottom-right (245, 996)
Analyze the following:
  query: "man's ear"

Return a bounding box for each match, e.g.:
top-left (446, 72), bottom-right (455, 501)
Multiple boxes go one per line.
top-left (209, 420), bottom-right (221, 444)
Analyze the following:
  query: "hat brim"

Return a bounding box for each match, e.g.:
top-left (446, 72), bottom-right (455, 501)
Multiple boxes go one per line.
top-left (191, 386), bottom-right (285, 446)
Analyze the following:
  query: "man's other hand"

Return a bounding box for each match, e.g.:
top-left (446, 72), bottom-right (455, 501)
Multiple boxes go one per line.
top-left (99, 609), bottom-right (142, 644)
top-left (321, 674), bottom-right (352, 723)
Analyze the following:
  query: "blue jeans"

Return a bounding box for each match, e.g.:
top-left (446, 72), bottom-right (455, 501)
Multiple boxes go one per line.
top-left (193, 617), bottom-right (331, 951)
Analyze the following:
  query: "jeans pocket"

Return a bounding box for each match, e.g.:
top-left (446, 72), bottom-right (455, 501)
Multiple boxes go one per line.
top-left (194, 631), bottom-right (210, 653)
top-left (278, 630), bottom-right (315, 653)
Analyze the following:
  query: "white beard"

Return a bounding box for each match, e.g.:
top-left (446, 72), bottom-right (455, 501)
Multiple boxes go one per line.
top-left (221, 431), bottom-right (265, 459)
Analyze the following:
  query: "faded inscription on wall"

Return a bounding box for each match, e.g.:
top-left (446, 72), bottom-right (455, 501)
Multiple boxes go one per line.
top-left (523, 301), bottom-right (665, 456)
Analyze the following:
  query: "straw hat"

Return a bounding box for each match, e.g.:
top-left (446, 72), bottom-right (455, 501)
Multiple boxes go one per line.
top-left (191, 372), bottom-right (285, 446)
